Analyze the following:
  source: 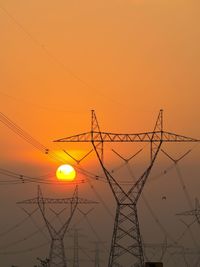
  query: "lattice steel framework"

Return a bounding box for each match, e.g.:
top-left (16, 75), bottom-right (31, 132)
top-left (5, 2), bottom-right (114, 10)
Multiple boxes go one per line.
top-left (18, 186), bottom-right (97, 267)
top-left (54, 110), bottom-right (199, 267)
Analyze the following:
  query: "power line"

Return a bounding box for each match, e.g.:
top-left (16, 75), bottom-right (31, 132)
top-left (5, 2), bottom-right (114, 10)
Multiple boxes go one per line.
top-left (0, 4), bottom-right (121, 109)
top-left (0, 208), bottom-right (38, 238)
top-left (0, 111), bottom-right (110, 187)
top-left (55, 109), bottom-right (200, 267)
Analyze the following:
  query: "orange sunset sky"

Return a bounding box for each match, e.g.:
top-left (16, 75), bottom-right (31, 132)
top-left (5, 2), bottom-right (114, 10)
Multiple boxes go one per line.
top-left (0, 1), bottom-right (200, 266)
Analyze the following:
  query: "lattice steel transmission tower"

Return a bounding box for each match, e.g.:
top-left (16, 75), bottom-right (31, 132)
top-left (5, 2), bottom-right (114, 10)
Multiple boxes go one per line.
top-left (18, 186), bottom-right (97, 267)
top-left (54, 110), bottom-right (199, 267)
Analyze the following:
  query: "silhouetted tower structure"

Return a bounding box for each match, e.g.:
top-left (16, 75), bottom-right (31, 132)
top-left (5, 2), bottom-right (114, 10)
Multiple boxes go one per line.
top-left (55, 110), bottom-right (199, 267)
top-left (18, 186), bottom-right (97, 267)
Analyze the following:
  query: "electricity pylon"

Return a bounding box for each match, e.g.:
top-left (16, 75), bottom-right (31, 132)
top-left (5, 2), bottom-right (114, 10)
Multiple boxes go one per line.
top-left (54, 110), bottom-right (199, 267)
top-left (18, 186), bottom-right (97, 267)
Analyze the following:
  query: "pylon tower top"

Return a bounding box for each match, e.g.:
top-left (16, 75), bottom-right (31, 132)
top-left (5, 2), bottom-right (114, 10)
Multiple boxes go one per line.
top-left (53, 110), bottom-right (199, 267)
top-left (17, 186), bottom-right (98, 267)
top-left (54, 109), bottom-right (199, 143)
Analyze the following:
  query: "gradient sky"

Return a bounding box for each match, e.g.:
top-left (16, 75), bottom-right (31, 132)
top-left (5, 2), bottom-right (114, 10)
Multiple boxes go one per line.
top-left (0, 1), bottom-right (200, 266)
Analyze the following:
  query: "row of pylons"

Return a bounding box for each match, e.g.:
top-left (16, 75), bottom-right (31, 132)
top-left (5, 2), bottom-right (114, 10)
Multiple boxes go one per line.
top-left (19, 110), bottom-right (200, 267)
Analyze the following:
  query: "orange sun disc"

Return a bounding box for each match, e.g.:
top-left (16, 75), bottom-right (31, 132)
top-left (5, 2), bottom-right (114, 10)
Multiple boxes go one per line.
top-left (56, 164), bottom-right (76, 182)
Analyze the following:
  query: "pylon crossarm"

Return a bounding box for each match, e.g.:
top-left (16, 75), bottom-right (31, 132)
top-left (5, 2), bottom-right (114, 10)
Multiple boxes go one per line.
top-left (17, 197), bottom-right (98, 205)
top-left (17, 197), bottom-right (38, 204)
top-left (162, 131), bottom-right (200, 142)
top-left (17, 197), bottom-right (79, 204)
top-left (54, 131), bottom-right (157, 143)
top-left (75, 198), bottom-right (98, 204)
top-left (54, 130), bottom-right (200, 143)
top-left (54, 132), bottom-right (91, 142)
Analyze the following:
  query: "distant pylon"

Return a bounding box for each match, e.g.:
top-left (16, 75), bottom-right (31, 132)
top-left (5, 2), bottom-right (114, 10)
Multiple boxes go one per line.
top-left (17, 186), bottom-right (97, 267)
top-left (54, 110), bottom-right (199, 267)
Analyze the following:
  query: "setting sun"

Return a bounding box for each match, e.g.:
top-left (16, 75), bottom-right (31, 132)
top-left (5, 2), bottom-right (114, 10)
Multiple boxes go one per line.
top-left (56, 164), bottom-right (76, 182)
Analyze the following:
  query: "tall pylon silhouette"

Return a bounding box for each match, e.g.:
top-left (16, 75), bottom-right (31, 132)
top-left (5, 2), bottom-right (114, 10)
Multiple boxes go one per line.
top-left (18, 186), bottom-right (97, 267)
top-left (55, 110), bottom-right (199, 267)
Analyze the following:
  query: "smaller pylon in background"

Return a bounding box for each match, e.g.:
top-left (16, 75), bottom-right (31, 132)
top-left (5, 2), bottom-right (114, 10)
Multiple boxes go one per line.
top-left (17, 186), bottom-right (98, 267)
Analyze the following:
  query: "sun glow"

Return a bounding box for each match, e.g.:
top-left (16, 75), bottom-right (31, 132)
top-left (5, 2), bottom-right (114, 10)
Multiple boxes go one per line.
top-left (56, 164), bottom-right (76, 182)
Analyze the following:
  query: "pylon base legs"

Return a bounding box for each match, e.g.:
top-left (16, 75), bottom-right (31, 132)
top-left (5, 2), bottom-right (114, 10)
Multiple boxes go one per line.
top-left (108, 204), bottom-right (144, 267)
top-left (49, 238), bottom-right (67, 267)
